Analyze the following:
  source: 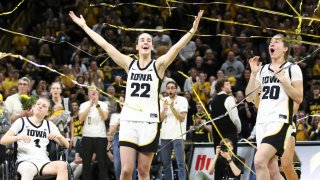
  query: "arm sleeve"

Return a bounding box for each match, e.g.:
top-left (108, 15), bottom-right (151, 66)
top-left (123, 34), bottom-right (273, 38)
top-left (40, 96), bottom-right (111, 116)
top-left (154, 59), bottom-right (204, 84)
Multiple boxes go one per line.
top-left (179, 97), bottom-right (189, 113)
top-left (290, 64), bottom-right (303, 82)
top-left (224, 96), bottom-right (241, 133)
top-left (255, 68), bottom-right (261, 82)
top-left (9, 118), bottom-right (23, 135)
top-left (160, 98), bottom-right (164, 112)
top-left (110, 113), bottom-right (120, 126)
top-left (4, 97), bottom-right (13, 115)
top-left (183, 79), bottom-right (189, 92)
top-left (210, 81), bottom-right (216, 97)
top-left (48, 121), bottom-right (60, 134)
top-left (100, 101), bottom-right (108, 112)
top-left (79, 103), bottom-right (86, 114)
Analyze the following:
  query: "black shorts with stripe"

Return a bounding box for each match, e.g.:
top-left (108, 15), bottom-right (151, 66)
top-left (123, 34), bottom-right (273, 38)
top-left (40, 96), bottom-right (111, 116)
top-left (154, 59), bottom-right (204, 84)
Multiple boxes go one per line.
top-left (261, 123), bottom-right (290, 157)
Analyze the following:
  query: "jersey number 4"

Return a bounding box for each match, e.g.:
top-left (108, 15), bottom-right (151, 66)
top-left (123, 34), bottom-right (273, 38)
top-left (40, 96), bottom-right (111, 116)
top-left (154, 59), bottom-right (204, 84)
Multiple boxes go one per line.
top-left (131, 83), bottom-right (150, 97)
top-left (262, 85), bottom-right (280, 100)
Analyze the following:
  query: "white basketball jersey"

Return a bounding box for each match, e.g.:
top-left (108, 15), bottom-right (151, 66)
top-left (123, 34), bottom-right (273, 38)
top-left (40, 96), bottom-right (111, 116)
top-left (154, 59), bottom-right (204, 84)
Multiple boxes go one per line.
top-left (13, 117), bottom-right (59, 162)
top-left (120, 60), bottom-right (161, 122)
top-left (256, 62), bottom-right (302, 124)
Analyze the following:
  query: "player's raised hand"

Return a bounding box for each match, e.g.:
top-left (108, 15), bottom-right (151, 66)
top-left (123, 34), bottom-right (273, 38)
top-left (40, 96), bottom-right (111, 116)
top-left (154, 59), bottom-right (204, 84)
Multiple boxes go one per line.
top-left (190, 10), bottom-right (204, 33)
top-left (69, 11), bottom-right (87, 28)
top-left (248, 56), bottom-right (261, 74)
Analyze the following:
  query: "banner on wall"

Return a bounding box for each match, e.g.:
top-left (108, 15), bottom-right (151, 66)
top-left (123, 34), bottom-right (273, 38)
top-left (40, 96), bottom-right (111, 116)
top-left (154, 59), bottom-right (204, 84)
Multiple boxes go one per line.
top-left (295, 141), bottom-right (320, 180)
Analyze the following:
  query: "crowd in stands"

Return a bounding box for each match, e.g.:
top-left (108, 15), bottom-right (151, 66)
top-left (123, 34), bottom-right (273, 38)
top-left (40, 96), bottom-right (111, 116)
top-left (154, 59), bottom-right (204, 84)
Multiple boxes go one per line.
top-left (1, 0), bottom-right (320, 179)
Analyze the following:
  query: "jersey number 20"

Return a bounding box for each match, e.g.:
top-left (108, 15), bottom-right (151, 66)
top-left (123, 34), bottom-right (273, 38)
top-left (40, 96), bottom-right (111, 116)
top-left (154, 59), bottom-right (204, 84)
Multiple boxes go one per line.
top-left (131, 83), bottom-right (150, 97)
top-left (262, 85), bottom-right (280, 100)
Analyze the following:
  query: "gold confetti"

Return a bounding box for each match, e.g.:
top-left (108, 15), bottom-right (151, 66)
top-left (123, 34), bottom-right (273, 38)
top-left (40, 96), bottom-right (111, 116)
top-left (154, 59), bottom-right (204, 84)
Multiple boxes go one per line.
top-left (0, 0), bottom-right (25, 16)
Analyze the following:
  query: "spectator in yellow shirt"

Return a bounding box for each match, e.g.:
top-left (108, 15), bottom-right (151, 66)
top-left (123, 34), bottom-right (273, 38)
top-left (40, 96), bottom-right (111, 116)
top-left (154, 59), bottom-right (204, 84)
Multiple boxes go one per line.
top-left (192, 72), bottom-right (211, 104)
top-left (296, 110), bottom-right (312, 141)
top-left (11, 27), bottom-right (29, 53)
top-left (312, 57), bottom-right (320, 80)
top-left (3, 70), bottom-right (19, 94)
top-left (60, 65), bottom-right (76, 94)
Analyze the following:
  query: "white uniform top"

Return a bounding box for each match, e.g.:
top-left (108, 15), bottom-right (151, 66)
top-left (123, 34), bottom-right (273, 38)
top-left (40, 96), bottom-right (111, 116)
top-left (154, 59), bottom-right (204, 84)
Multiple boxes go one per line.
top-left (120, 60), bottom-right (161, 122)
top-left (160, 96), bottom-right (188, 140)
top-left (4, 93), bottom-right (23, 119)
top-left (79, 101), bottom-right (108, 137)
top-left (10, 117), bottom-right (59, 163)
top-left (256, 62), bottom-right (302, 124)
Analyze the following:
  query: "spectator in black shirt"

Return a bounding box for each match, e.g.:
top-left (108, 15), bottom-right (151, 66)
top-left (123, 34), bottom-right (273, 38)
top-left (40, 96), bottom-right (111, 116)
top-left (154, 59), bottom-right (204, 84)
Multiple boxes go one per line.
top-left (190, 101), bottom-right (212, 142)
top-left (235, 91), bottom-right (254, 139)
top-left (194, 138), bottom-right (243, 180)
top-left (209, 79), bottom-right (241, 154)
top-left (184, 91), bottom-right (197, 141)
top-left (209, 138), bottom-right (243, 180)
top-left (305, 83), bottom-right (320, 120)
top-left (309, 116), bottom-right (320, 141)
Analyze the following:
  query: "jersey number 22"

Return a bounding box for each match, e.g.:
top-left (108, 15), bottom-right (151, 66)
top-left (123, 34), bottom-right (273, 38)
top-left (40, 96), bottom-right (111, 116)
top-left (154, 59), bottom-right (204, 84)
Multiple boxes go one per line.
top-left (131, 83), bottom-right (150, 97)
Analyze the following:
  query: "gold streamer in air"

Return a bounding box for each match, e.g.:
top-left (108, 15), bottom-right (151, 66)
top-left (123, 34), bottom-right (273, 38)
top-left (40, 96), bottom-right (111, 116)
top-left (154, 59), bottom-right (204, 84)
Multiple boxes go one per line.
top-left (308, 0), bottom-right (320, 27)
top-left (283, 0), bottom-right (301, 34)
top-left (177, 71), bottom-right (255, 175)
top-left (165, 0), bottom-right (172, 16)
top-left (199, 14), bottom-right (320, 39)
top-left (168, 0), bottom-right (320, 23)
top-left (0, 0), bottom-right (25, 16)
top-left (90, 2), bottom-right (175, 9)
top-left (2, 1), bottom-right (320, 56)
top-left (99, 54), bottom-right (138, 67)
top-left (2, 53), bottom-right (142, 112)
top-left (2, 22), bottom-right (319, 62)
top-left (105, 22), bottom-right (320, 47)
top-left (0, 27), bottom-right (107, 58)
top-left (0, 52), bottom-right (11, 59)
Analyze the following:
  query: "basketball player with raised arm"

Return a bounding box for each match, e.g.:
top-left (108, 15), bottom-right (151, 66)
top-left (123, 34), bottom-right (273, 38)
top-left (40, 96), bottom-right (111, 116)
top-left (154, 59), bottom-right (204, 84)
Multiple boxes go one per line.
top-left (245, 34), bottom-right (303, 180)
top-left (69, 10), bottom-right (203, 180)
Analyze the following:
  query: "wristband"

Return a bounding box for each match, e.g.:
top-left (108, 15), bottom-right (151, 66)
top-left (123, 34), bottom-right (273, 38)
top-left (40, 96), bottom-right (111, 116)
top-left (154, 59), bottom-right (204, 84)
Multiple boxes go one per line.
top-left (227, 159), bottom-right (232, 164)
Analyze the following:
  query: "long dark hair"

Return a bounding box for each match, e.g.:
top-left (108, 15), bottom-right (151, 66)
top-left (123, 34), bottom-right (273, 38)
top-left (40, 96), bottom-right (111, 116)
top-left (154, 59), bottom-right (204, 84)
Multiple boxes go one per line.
top-left (136, 33), bottom-right (153, 44)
